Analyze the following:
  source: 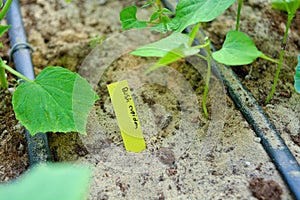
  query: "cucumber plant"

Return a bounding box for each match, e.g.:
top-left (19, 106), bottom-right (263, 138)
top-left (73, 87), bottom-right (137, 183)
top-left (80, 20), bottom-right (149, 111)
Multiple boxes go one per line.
top-left (0, 163), bottom-right (91, 200)
top-left (120, 0), bottom-right (237, 118)
top-left (120, 0), bottom-right (299, 119)
top-left (0, 0), bottom-right (98, 135)
top-left (213, 0), bottom-right (299, 104)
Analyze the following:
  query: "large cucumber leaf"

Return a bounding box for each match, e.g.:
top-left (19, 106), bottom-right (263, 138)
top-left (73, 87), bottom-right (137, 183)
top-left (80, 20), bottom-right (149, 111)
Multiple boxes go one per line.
top-left (12, 67), bottom-right (99, 135)
top-left (145, 44), bottom-right (199, 73)
top-left (212, 30), bottom-right (264, 65)
top-left (171, 0), bottom-right (236, 32)
top-left (131, 32), bottom-right (199, 73)
top-left (0, 163), bottom-right (91, 200)
top-left (131, 32), bottom-right (194, 57)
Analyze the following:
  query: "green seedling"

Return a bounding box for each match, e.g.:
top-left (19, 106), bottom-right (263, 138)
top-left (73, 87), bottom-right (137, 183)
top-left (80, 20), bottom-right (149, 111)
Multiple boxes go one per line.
top-left (120, 0), bottom-right (175, 33)
top-left (120, 0), bottom-right (236, 118)
top-left (0, 1), bottom-right (98, 135)
top-left (120, 0), bottom-right (299, 118)
top-left (265, 0), bottom-right (299, 103)
top-left (294, 55), bottom-right (300, 94)
top-left (213, 0), bottom-right (299, 104)
top-left (89, 35), bottom-right (107, 48)
top-left (0, 163), bottom-right (91, 200)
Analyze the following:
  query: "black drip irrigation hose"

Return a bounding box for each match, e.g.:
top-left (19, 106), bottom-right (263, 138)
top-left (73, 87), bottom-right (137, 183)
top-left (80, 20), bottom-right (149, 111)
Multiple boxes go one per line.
top-left (161, 0), bottom-right (300, 199)
top-left (6, 0), bottom-right (51, 165)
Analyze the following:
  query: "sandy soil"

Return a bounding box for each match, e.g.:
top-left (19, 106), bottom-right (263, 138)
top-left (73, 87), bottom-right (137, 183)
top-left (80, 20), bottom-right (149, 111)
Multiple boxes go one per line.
top-left (1, 0), bottom-right (299, 199)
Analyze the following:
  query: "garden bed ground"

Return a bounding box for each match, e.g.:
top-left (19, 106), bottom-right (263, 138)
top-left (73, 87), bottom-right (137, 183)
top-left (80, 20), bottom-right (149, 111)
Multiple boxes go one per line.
top-left (0, 0), bottom-right (300, 199)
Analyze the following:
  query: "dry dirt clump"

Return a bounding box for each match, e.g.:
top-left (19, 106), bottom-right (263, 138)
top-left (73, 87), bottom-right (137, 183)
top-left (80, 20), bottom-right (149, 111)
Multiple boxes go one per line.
top-left (249, 178), bottom-right (283, 200)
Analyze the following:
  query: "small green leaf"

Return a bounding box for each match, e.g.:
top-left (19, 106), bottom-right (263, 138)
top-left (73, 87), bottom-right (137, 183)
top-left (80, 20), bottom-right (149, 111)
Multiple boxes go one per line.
top-left (294, 55), bottom-right (300, 93)
top-left (12, 67), bottom-right (99, 135)
top-left (89, 35), bottom-right (107, 48)
top-left (131, 32), bottom-right (192, 57)
top-left (271, 0), bottom-right (300, 14)
top-left (141, 0), bottom-right (154, 8)
top-left (0, 163), bottom-right (91, 200)
top-left (162, 8), bottom-right (174, 15)
top-left (212, 30), bottom-right (264, 66)
top-left (120, 6), bottom-right (147, 30)
top-left (146, 44), bottom-right (199, 73)
top-left (150, 15), bottom-right (176, 33)
top-left (150, 11), bottom-right (159, 22)
top-left (0, 24), bottom-right (11, 37)
top-left (171, 0), bottom-right (236, 32)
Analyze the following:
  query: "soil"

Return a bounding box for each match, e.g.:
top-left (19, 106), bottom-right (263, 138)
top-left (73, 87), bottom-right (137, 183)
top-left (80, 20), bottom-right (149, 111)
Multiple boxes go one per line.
top-left (249, 178), bottom-right (283, 200)
top-left (1, 0), bottom-right (300, 199)
top-left (0, 30), bottom-right (29, 183)
top-left (0, 85), bottom-right (29, 182)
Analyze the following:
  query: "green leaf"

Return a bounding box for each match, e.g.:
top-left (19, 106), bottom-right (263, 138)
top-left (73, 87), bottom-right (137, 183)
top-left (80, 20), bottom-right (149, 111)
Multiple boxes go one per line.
top-left (150, 15), bottom-right (176, 33)
top-left (0, 24), bottom-right (11, 37)
top-left (150, 11), bottom-right (159, 22)
top-left (271, 0), bottom-right (300, 14)
top-left (141, 0), bottom-right (155, 8)
top-left (294, 55), bottom-right (300, 93)
top-left (131, 32), bottom-right (198, 73)
top-left (0, 163), bottom-right (91, 200)
top-left (145, 44), bottom-right (199, 73)
top-left (212, 30), bottom-right (264, 66)
top-left (171, 0), bottom-right (236, 32)
top-left (162, 8), bottom-right (174, 15)
top-left (12, 67), bottom-right (99, 135)
top-left (120, 6), bottom-right (147, 30)
top-left (131, 32), bottom-right (192, 57)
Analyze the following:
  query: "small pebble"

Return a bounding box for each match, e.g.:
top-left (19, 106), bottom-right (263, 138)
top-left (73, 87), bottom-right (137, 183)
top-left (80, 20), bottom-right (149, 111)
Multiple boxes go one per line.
top-left (253, 137), bottom-right (261, 143)
top-left (245, 161), bottom-right (251, 166)
top-left (8, 87), bottom-right (15, 94)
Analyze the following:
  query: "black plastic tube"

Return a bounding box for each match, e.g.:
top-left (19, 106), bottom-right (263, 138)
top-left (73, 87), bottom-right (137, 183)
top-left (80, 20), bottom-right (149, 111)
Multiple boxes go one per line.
top-left (6, 0), bottom-right (51, 165)
top-left (161, 0), bottom-right (300, 199)
top-left (218, 61), bottom-right (300, 200)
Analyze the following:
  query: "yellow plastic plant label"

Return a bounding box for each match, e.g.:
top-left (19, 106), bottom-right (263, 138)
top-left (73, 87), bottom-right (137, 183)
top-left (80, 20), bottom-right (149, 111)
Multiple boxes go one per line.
top-left (107, 80), bottom-right (146, 152)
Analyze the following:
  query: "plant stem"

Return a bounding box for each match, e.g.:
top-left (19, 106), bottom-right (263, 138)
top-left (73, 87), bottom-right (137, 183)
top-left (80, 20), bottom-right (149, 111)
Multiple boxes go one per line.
top-left (0, 65), bottom-right (8, 89)
top-left (192, 40), bottom-right (210, 50)
top-left (195, 53), bottom-right (208, 61)
top-left (156, 0), bottom-right (163, 23)
top-left (259, 54), bottom-right (279, 64)
top-left (236, 0), bottom-right (243, 31)
top-left (0, 58), bottom-right (33, 83)
top-left (188, 22), bottom-right (201, 47)
top-left (265, 13), bottom-right (293, 104)
top-left (202, 42), bottom-right (212, 119)
top-left (0, 0), bottom-right (13, 20)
